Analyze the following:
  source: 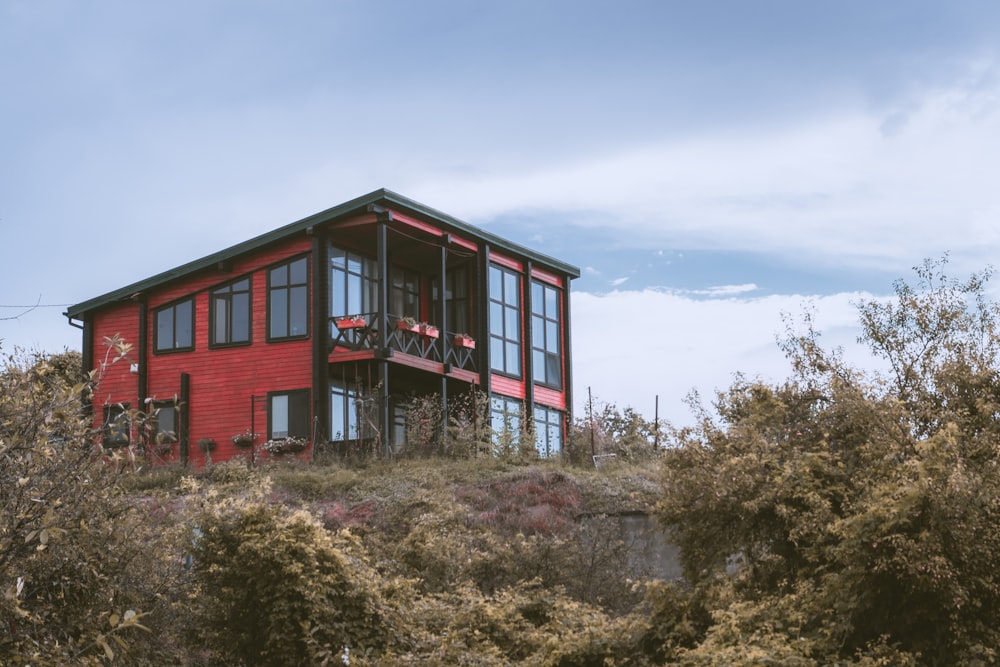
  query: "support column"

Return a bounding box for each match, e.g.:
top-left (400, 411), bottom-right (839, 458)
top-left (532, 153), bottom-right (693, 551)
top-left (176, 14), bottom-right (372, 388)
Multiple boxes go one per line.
top-left (478, 244), bottom-right (492, 398)
top-left (310, 229), bottom-right (329, 459)
top-left (440, 241), bottom-right (449, 453)
top-left (375, 213), bottom-right (392, 456)
top-left (524, 261), bottom-right (534, 414)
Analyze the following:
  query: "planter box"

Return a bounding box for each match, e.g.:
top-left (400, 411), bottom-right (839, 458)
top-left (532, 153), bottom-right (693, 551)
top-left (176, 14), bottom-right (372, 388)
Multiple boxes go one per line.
top-left (454, 334), bottom-right (476, 350)
top-left (335, 316), bottom-right (367, 330)
top-left (421, 324), bottom-right (440, 339)
top-left (397, 320), bottom-right (420, 333)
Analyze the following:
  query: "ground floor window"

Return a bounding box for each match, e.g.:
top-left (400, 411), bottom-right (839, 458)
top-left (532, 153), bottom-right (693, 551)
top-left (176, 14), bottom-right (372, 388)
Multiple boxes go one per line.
top-left (533, 405), bottom-right (563, 457)
top-left (330, 381), bottom-right (360, 441)
top-left (150, 400), bottom-right (178, 445)
top-left (490, 395), bottom-right (524, 454)
top-left (102, 404), bottom-right (130, 448)
top-left (268, 390), bottom-right (310, 440)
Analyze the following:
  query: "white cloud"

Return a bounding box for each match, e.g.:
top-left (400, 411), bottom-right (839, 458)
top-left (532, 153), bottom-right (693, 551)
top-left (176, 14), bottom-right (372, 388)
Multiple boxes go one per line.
top-left (571, 288), bottom-right (878, 426)
top-left (610, 277), bottom-right (629, 287)
top-left (410, 61), bottom-right (1000, 276)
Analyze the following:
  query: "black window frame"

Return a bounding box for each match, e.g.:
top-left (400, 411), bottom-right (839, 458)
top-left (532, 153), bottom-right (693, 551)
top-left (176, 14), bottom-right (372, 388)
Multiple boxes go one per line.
top-left (209, 275), bottom-right (252, 348)
top-left (267, 389), bottom-right (311, 440)
top-left (267, 256), bottom-right (310, 341)
top-left (488, 264), bottom-right (522, 378)
top-left (154, 297), bottom-right (195, 353)
top-left (531, 281), bottom-right (562, 389)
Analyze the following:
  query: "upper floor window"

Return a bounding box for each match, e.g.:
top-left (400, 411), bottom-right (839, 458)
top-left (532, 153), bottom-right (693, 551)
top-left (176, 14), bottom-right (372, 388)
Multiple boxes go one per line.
top-left (155, 298), bottom-right (194, 353)
top-left (390, 265), bottom-right (421, 319)
top-left (269, 389), bottom-right (310, 440)
top-left (433, 266), bottom-right (470, 336)
top-left (268, 257), bottom-right (309, 340)
top-left (531, 281), bottom-right (562, 388)
top-left (210, 277), bottom-right (251, 346)
top-left (489, 265), bottom-right (521, 377)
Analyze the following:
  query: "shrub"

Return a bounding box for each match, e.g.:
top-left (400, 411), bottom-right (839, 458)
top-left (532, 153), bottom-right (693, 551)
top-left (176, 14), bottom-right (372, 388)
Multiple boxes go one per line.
top-left (187, 498), bottom-right (388, 666)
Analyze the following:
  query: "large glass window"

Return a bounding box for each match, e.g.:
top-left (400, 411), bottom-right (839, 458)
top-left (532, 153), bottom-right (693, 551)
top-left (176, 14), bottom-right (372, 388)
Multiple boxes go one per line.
top-left (268, 257), bottom-right (309, 340)
top-left (211, 277), bottom-right (251, 346)
top-left (155, 298), bottom-right (194, 352)
top-left (533, 405), bottom-right (563, 457)
top-left (531, 281), bottom-right (562, 388)
top-left (268, 390), bottom-right (310, 440)
top-left (390, 266), bottom-right (420, 319)
top-left (433, 267), bottom-right (470, 335)
top-left (330, 380), bottom-right (360, 441)
top-left (489, 265), bottom-right (521, 376)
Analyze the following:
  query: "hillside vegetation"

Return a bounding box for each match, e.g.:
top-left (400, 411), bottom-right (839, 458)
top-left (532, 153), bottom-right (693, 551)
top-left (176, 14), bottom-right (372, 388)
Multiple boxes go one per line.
top-left (4, 257), bottom-right (1000, 666)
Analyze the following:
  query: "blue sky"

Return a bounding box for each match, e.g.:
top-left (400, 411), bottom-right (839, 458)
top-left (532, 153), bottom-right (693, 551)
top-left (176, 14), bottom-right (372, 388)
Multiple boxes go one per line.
top-left (3, 1), bottom-right (1000, 425)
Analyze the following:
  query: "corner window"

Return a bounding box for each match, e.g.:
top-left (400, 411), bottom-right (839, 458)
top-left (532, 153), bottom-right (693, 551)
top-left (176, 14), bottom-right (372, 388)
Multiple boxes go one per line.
top-left (155, 298), bottom-right (194, 352)
top-left (490, 395), bottom-right (523, 451)
top-left (103, 404), bottom-right (130, 448)
top-left (211, 277), bottom-right (251, 346)
top-left (533, 406), bottom-right (563, 457)
top-left (489, 265), bottom-right (521, 377)
top-left (531, 281), bottom-right (562, 388)
top-left (268, 257), bottom-right (309, 340)
top-left (268, 390), bottom-right (310, 440)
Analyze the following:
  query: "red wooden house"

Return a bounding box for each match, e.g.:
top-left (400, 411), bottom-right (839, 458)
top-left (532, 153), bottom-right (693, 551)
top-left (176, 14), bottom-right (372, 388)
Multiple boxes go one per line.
top-left (65, 189), bottom-right (579, 466)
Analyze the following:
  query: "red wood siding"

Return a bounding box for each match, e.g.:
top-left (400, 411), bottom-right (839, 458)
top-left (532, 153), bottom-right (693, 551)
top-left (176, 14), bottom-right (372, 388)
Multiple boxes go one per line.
top-left (91, 304), bottom-right (141, 410)
top-left (491, 374), bottom-right (526, 400)
top-left (489, 251), bottom-right (523, 272)
top-left (89, 236), bottom-right (315, 466)
top-left (533, 385), bottom-right (566, 411)
top-left (530, 266), bottom-right (563, 288)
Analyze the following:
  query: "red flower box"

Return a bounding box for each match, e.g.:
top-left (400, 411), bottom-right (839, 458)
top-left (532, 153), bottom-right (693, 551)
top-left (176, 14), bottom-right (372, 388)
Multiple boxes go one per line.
top-left (421, 324), bottom-right (440, 339)
top-left (335, 316), bottom-right (367, 330)
top-left (454, 334), bottom-right (476, 349)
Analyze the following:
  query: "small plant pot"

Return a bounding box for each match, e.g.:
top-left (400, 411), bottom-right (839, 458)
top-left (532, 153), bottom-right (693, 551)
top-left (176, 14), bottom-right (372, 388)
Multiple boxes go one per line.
top-left (454, 334), bottom-right (476, 349)
top-left (197, 438), bottom-right (217, 453)
top-left (421, 325), bottom-right (440, 339)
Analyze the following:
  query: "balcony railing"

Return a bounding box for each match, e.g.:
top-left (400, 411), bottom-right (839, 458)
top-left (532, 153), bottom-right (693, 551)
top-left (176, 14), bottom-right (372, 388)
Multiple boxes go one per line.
top-left (330, 314), bottom-right (478, 373)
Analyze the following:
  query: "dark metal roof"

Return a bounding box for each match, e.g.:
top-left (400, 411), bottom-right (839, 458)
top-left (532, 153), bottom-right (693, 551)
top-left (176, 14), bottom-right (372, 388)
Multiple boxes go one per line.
top-left (65, 188), bottom-right (580, 318)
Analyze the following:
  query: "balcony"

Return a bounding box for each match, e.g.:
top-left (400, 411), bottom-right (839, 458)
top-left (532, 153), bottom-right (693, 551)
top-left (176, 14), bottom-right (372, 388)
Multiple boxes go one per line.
top-left (329, 313), bottom-right (479, 379)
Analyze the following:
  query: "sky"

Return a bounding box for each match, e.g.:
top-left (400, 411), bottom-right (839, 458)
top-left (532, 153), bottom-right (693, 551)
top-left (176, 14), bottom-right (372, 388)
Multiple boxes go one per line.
top-left (3, 1), bottom-right (1000, 426)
